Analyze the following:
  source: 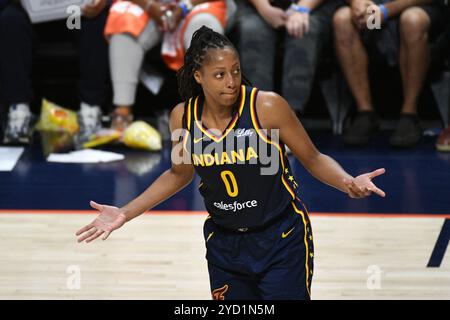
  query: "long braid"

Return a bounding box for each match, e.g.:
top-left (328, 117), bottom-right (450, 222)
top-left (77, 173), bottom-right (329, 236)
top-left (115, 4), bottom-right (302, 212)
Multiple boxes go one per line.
top-left (177, 26), bottom-right (252, 130)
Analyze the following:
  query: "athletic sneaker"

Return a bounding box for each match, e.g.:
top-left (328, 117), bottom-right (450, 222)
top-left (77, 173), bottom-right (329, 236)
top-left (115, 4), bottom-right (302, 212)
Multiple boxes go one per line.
top-left (436, 126), bottom-right (450, 152)
top-left (3, 104), bottom-right (33, 144)
top-left (111, 106), bottom-right (133, 132)
top-left (78, 103), bottom-right (102, 139)
top-left (342, 111), bottom-right (380, 146)
top-left (389, 113), bottom-right (422, 148)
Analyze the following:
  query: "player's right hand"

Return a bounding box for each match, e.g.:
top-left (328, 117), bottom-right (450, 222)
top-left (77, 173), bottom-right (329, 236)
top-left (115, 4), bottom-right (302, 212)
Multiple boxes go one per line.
top-left (76, 201), bottom-right (127, 243)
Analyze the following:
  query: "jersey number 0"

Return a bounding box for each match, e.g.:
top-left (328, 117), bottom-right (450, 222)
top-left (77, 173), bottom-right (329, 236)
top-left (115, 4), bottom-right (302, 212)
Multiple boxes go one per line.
top-left (220, 171), bottom-right (239, 197)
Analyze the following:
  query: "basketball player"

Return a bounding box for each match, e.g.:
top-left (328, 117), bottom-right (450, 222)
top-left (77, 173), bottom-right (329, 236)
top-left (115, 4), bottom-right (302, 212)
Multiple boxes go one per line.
top-left (76, 26), bottom-right (386, 300)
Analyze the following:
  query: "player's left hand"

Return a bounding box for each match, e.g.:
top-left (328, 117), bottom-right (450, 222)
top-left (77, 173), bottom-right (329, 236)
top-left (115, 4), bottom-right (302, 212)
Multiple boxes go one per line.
top-left (344, 168), bottom-right (386, 198)
top-left (82, 0), bottom-right (108, 19)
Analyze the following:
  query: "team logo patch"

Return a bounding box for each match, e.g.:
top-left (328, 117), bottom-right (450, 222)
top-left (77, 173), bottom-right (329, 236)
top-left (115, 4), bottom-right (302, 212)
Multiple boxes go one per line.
top-left (235, 128), bottom-right (254, 138)
top-left (212, 284), bottom-right (229, 300)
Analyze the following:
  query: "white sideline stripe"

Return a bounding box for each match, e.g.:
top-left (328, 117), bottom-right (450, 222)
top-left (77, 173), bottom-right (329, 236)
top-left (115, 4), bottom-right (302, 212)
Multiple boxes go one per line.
top-left (0, 147), bottom-right (24, 172)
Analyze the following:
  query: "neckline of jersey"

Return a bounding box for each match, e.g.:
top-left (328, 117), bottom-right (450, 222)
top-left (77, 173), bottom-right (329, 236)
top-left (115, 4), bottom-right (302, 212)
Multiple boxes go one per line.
top-left (194, 85), bottom-right (246, 142)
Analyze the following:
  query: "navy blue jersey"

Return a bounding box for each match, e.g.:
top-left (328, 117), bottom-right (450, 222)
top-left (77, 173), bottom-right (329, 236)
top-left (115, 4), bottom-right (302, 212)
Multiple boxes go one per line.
top-left (183, 85), bottom-right (303, 230)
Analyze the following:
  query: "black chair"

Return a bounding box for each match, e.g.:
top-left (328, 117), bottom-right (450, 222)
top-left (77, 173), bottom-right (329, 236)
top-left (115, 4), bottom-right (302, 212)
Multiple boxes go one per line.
top-left (318, 60), bottom-right (352, 135)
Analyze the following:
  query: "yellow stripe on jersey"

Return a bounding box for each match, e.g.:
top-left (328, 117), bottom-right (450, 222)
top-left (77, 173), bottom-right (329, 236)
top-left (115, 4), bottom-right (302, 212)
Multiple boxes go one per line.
top-left (182, 130), bottom-right (190, 153)
top-left (295, 196), bottom-right (311, 217)
top-left (187, 98), bottom-right (192, 131)
top-left (194, 85), bottom-right (246, 143)
top-left (181, 98), bottom-right (193, 153)
top-left (249, 88), bottom-right (296, 200)
top-left (292, 201), bottom-right (312, 299)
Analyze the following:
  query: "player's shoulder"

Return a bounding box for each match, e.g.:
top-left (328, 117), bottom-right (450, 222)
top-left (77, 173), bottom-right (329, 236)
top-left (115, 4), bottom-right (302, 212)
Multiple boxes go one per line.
top-left (171, 102), bottom-right (186, 117)
top-left (255, 90), bottom-right (289, 111)
top-left (254, 90), bottom-right (292, 129)
top-left (170, 102), bottom-right (187, 130)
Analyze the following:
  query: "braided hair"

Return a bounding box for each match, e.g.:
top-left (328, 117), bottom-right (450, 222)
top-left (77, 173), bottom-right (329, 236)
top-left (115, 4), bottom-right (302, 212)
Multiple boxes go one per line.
top-left (176, 26), bottom-right (252, 129)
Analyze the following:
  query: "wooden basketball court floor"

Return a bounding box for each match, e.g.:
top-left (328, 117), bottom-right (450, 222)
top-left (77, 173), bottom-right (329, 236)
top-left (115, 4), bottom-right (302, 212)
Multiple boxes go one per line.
top-left (0, 131), bottom-right (449, 299)
top-left (0, 212), bottom-right (449, 299)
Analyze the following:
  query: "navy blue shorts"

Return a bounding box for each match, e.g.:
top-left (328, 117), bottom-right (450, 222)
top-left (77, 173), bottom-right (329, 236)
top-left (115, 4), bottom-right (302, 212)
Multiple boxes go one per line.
top-left (203, 198), bottom-right (314, 300)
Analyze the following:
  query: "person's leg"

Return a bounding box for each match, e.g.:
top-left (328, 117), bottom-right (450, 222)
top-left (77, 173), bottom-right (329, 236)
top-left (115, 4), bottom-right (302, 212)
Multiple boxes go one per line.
top-left (0, 3), bottom-right (33, 105)
top-left (109, 21), bottom-right (161, 130)
top-left (203, 217), bottom-right (261, 300)
top-left (282, 3), bottom-right (335, 114)
top-left (208, 263), bottom-right (261, 300)
top-left (257, 201), bottom-right (314, 300)
top-left (77, 6), bottom-right (111, 137)
top-left (79, 8), bottom-right (111, 108)
top-left (183, 12), bottom-right (224, 49)
top-left (398, 7), bottom-right (431, 116)
top-left (0, 3), bottom-right (34, 143)
top-left (333, 7), bottom-right (373, 113)
top-left (258, 260), bottom-right (311, 299)
top-left (390, 7), bottom-right (432, 147)
top-left (233, 0), bottom-right (278, 90)
top-left (333, 6), bottom-right (380, 145)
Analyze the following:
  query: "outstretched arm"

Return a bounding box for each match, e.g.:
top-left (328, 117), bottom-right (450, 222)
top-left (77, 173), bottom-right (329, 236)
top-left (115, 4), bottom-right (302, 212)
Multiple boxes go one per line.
top-left (76, 103), bottom-right (195, 243)
top-left (256, 91), bottom-right (386, 198)
top-left (119, 104), bottom-right (194, 221)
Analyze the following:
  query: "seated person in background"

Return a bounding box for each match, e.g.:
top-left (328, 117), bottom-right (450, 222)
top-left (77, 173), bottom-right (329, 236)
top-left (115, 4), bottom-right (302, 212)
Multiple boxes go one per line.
top-left (233, 0), bottom-right (340, 115)
top-left (105, 0), bottom-right (235, 131)
top-left (334, 0), bottom-right (450, 147)
top-left (0, 0), bottom-right (112, 144)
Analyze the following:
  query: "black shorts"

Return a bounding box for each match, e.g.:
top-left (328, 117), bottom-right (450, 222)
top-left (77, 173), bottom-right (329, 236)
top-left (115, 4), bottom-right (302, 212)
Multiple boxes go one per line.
top-left (203, 198), bottom-right (314, 300)
top-left (360, 2), bottom-right (450, 66)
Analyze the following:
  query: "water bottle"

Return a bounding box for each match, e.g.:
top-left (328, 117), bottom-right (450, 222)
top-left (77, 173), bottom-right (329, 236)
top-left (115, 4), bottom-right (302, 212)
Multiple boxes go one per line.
top-left (160, 0), bottom-right (176, 31)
